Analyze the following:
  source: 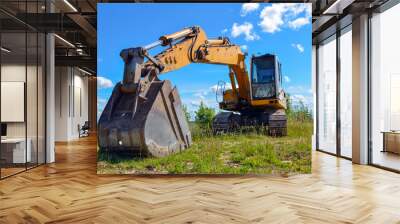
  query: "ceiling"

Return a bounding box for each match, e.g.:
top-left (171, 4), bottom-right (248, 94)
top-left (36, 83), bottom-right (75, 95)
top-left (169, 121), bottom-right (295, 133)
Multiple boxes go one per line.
top-left (0, 0), bottom-right (97, 74)
top-left (311, 0), bottom-right (390, 43)
top-left (0, 0), bottom-right (394, 73)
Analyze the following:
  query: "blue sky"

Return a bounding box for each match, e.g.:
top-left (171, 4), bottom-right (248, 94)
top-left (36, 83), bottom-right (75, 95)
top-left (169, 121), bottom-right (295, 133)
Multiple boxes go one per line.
top-left (97, 3), bottom-right (312, 119)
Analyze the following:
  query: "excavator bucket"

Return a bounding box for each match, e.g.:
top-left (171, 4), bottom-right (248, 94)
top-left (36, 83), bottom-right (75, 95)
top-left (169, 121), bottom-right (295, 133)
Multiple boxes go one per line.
top-left (98, 80), bottom-right (192, 157)
top-left (98, 48), bottom-right (192, 157)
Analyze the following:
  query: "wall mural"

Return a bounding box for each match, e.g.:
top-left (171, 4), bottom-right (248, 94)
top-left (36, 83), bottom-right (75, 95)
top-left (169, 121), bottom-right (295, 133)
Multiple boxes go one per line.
top-left (97, 3), bottom-right (313, 175)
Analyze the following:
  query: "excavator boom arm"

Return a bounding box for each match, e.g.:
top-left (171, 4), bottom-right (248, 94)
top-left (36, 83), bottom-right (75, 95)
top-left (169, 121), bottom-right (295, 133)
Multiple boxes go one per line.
top-left (142, 26), bottom-right (251, 101)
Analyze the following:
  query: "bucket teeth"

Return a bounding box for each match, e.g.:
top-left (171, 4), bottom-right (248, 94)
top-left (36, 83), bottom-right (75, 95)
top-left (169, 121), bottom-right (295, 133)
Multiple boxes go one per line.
top-left (98, 80), bottom-right (192, 157)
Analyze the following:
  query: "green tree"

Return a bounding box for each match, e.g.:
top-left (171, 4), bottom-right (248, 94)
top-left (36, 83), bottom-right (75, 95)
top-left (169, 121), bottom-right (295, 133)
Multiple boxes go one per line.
top-left (195, 101), bottom-right (215, 127)
top-left (285, 94), bottom-right (312, 122)
top-left (296, 100), bottom-right (312, 122)
top-left (285, 93), bottom-right (293, 116)
top-left (182, 104), bottom-right (191, 122)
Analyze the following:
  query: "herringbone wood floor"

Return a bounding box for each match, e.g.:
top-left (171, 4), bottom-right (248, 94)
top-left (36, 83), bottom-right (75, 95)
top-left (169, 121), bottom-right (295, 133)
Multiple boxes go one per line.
top-left (1, 135), bottom-right (400, 224)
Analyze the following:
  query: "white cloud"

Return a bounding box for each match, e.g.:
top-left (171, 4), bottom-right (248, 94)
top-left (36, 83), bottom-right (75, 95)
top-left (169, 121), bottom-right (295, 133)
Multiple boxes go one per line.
top-left (290, 94), bottom-right (312, 108)
top-left (241, 45), bottom-right (248, 51)
top-left (286, 85), bottom-right (313, 110)
top-left (287, 85), bottom-right (311, 94)
top-left (291, 43), bottom-right (304, 53)
top-left (210, 83), bottom-right (234, 94)
top-left (182, 85), bottom-right (221, 110)
top-left (284, 75), bottom-right (291, 82)
top-left (241, 3), bottom-right (260, 17)
top-left (259, 5), bottom-right (285, 33)
top-left (180, 82), bottom-right (243, 116)
top-left (97, 98), bottom-right (108, 118)
top-left (189, 98), bottom-right (217, 110)
top-left (288, 17), bottom-right (310, 29)
top-left (190, 100), bottom-right (201, 107)
top-left (98, 98), bottom-right (107, 104)
top-left (292, 94), bottom-right (306, 102)
top-left (231, 22), bottom-right (260, 41)
top-left (97, 76), bottom-right (113, 89)
top-left (194, 91), bottom-right (208, 100)
top-left (258, 3), bottom-right (311, 33)
top-left (221, 28), bottom-right (228, 34)
top-left (210, 85), bottom-right (218, 93)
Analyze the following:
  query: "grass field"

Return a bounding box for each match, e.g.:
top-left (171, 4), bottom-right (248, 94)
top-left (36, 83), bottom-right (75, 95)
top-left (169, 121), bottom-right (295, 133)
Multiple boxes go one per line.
top-left (97, 119), bottom-right (312, 176)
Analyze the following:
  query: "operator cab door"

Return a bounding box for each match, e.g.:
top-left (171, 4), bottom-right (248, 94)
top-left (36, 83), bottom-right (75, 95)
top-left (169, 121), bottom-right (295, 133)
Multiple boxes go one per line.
top-left (250, 54), bottom-right (281, 100)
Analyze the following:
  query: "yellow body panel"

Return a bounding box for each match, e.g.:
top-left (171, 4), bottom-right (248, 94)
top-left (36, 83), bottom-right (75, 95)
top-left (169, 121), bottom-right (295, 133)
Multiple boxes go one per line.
top-left (223, 89), bottom-right (238, 103)
top-left (250, 99), bottom-right (286, 109)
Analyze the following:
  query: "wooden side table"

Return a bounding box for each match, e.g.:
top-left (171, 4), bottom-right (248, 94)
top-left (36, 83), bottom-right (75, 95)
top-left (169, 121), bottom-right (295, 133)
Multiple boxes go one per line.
top-left (382, 131), bottom-right (400, 154)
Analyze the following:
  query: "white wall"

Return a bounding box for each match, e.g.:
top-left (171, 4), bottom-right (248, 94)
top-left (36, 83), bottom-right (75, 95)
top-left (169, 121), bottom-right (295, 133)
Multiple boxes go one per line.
top-left (1, 65), bottom-right (26, 139)
top-left (1, 63), bottom-right (46, 164)
top-left (54, 67), bottom-right (89, 141)
top-left (1, 65), bottom-right (42, 137)
top-left (55, 67), bottom-right (69, 141)
top-left (72, 73), bottom-right (89, 138)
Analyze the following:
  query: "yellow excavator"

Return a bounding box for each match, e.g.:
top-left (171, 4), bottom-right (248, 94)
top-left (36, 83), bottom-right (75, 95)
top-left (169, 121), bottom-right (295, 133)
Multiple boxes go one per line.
top-left (98, 26), bottom-right (287, 157)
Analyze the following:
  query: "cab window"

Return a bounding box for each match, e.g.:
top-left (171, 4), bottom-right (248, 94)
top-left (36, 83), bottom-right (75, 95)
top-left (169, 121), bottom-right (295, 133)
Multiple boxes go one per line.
top-left (252, 59), bottom-right (275, 83)
top-left (251, 56), bottom-right (276, 99)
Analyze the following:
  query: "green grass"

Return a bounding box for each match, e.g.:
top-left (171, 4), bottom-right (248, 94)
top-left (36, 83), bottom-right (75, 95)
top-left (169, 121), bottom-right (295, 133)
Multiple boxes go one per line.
top-left (97, 119), bottom-right (312, 175)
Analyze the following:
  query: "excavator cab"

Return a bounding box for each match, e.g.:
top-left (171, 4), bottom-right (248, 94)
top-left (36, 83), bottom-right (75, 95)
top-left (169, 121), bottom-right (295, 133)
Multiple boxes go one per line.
top-left (250, 54), bottom-right (282, 100)
top-left (213, 53), bottom-right (287, 135)
top-left (244, 54), bottom-right (287, 136)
